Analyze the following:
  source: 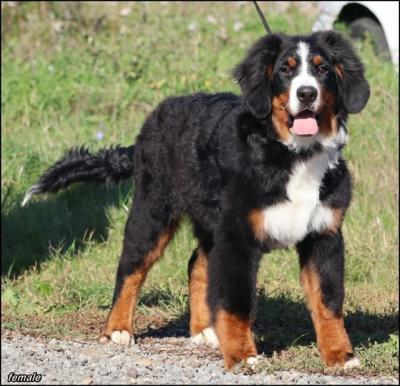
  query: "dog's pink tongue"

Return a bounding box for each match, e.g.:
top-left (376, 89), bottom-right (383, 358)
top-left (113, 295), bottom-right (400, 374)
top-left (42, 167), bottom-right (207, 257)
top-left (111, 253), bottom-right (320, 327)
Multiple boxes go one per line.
top-left (292, 111), bottom-right (319, 136)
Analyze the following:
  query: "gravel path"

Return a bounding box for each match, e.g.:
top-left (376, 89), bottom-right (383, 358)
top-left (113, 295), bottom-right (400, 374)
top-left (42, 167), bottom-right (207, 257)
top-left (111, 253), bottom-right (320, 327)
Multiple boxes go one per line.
top-left (1, 333), bottom-right (398, 385)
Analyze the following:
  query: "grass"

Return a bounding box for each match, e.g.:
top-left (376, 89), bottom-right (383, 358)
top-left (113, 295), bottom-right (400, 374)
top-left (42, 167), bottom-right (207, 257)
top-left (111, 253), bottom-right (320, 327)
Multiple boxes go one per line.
top-left (1, 1), bottom-right (398, 377)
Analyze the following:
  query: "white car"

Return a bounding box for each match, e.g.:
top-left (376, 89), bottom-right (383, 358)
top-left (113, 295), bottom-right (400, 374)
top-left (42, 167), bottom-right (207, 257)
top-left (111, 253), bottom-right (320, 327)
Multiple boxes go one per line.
top-left (312, 1), bottom-right (399, 68)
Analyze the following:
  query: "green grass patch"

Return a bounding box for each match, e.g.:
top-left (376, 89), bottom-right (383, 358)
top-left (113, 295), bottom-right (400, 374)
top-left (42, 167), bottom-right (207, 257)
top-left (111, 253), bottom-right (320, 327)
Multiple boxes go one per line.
top-left (1, 2), bottom-right (398, 376)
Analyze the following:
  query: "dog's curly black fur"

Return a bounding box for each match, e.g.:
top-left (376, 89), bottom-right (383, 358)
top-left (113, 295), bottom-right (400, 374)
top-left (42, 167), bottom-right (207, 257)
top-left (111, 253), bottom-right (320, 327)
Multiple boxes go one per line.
top-left (24, 31), bottom-right (370, 369)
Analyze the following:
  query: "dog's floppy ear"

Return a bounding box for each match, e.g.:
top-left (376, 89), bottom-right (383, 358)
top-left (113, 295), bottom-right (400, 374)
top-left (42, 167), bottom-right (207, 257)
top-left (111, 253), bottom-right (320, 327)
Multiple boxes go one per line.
top-left (314, 31), bottom-right (370, 114)
top-left (233, 34), bottom-right (283, 119)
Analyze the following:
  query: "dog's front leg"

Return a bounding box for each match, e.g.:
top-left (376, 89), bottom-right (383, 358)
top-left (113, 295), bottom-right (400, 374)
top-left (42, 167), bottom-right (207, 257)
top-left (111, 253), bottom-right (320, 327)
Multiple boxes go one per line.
top-left (297, 231), bottom-right (359, 369)
top-left (208, 230), bottom-right (261, 369)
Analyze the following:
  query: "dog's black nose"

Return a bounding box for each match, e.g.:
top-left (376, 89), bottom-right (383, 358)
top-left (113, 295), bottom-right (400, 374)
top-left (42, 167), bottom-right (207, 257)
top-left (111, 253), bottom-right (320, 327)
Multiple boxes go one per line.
top-left (297, 86), bottom-right (317, 105)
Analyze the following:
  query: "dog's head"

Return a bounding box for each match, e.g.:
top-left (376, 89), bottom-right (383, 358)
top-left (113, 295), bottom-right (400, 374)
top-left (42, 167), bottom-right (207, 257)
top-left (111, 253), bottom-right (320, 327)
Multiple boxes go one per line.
top-left (234, 31), bottom-right (370, 151)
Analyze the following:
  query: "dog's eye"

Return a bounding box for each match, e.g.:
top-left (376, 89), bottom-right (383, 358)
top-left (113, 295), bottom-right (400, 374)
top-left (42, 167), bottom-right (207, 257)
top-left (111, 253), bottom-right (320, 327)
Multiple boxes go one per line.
top-left (281, 66), bottom-right (293, 75)
top-left (317, 65), bottom-right (328, 74)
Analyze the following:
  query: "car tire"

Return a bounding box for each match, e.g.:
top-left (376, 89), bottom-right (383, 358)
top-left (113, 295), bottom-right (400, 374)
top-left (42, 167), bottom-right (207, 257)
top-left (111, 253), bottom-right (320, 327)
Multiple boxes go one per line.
top-left (349, 17), bottom-right (391, 60)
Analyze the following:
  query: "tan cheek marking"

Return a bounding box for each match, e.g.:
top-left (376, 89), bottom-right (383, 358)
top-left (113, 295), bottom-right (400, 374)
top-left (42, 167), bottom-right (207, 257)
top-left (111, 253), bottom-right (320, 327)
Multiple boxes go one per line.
top-left (272, 92), bottom-right (291, 141)
top-left (313, 55), bottom-right (323, 66)
top-left (319, 89), bottom-right (338, 136)
top-left (248, 209), bottom-right (265, 241)
top-left (189, 248), bottom-right (211, 336)
top-left (301, 266), bottom-right (353, 367)
top-left (215, 310), bottom-right (257, 369)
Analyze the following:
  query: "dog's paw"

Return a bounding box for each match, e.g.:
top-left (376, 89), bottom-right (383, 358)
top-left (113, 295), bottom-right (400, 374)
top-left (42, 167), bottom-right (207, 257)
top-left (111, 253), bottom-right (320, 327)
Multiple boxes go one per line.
top-left (111, 330), bottom-right (132, 345)
top-left (99, 330), bottom-right (133, 346)
top-left (191, 327), bottom-right (219, 348)
top-left (229, 355), bottom-right (262, 372)
top-left (245, 356), bottom-right (259, 369)
top-left (323, 351), bottom-right (361, 369)
top-left (191, 332), bottom-right (205, 345)
top-left (344, 356), bottom-right (360, 369)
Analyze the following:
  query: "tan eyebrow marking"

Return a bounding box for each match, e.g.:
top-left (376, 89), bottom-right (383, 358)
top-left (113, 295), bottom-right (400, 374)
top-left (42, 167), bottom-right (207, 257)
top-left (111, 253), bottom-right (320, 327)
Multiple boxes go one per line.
top-left (313, 55), bottom-right (323, 65)
top-left (287, 57), bottom-right (297, 68)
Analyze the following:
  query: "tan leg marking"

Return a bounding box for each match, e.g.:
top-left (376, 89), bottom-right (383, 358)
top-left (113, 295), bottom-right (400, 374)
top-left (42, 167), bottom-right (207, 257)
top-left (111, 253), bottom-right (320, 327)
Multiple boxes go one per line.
top-left (301, 265), bottom-right (355, 367)
top-left (189, 248), bottom-right (211, 336)
top-left (101, 227), bottom-right (176, 340)
top-left (215, 310), bottom-right (257, 369)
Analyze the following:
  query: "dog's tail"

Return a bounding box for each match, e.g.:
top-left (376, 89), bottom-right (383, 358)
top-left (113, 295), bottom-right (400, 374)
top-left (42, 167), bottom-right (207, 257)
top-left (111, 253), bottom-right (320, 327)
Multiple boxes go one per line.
top-left (21, 145), bottom-right (135, 206)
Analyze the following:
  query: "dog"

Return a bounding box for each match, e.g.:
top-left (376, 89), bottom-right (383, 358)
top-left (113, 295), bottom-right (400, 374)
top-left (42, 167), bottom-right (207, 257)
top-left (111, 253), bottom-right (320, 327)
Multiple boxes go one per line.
top-left (23, 30), bottom-right (370, 370)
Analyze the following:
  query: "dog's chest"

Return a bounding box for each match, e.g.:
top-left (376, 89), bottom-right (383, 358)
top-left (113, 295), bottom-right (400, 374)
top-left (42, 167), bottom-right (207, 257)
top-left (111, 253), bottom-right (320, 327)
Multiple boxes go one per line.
top-left (262, 152), bottom-right (334, 246)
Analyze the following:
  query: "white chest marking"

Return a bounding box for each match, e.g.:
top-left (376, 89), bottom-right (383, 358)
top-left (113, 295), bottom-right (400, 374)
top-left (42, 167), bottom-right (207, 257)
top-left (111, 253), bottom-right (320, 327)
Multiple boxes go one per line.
top-left (262, 152), bottom-right (334, 246)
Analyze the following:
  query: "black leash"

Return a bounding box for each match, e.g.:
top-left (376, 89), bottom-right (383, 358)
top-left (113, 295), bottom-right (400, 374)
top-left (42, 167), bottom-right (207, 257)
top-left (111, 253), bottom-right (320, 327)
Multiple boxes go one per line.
top-left (253, 1), bottom-right (272, 35)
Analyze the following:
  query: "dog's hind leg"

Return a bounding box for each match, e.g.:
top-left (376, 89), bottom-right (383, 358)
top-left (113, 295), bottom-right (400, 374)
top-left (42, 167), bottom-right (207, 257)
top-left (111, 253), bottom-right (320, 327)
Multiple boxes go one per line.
top-left (188, 248), bottom-right (219, 348)
top-left (100, 191), bottom-right (178, 345)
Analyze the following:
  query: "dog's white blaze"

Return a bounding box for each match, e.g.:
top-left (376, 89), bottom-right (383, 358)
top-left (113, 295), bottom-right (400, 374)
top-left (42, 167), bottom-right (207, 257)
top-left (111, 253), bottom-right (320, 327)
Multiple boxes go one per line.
top-left (288, 42), bottom-right (321, 115)
top-left (262, 151), bottom-right (336, 246)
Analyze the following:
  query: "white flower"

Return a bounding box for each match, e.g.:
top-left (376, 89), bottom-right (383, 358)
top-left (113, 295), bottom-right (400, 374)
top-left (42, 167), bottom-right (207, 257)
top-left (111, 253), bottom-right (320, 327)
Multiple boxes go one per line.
top-left (120, 6), bottom-right (132, 17)
top-left (52, 21), bottom-right (64, 33)
top-left (233, 21), bottom-right (244, 32)
top-left (95, 131), bottom-right (104, 141)
top-left (187, 21), bottom-right (197, 32)
top-left (207, 15), bottom-right (218, 25)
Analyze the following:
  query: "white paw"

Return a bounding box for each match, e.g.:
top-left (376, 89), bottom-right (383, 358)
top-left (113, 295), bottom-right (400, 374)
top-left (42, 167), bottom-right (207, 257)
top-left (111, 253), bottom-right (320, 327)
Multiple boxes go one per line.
top-left (191, 332), bottom-right (206, 345)
top-left (245, 355), bottom-right (261, 370)
top-left (230, 356), bottom-right (261, 372)
top-left (191, 327), bottom-right (219, 348)
top-left (110, 330), bottom-right (132, 346)
top-left (246, 356), bottom-right (258, 366)
top-left (202, 327), bottom-right (219, 348)
top-left (344, 356), bottom-right (360, 369)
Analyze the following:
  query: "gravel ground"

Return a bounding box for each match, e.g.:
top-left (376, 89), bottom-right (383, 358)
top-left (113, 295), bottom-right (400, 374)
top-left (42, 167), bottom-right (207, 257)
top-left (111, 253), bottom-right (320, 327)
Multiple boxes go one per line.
top-left (1, 333), bottom-right (398, 385)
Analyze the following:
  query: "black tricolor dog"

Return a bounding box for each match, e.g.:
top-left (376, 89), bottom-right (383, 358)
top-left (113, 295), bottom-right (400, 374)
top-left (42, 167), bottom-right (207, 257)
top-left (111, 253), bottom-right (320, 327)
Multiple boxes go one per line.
top-left (23, 31), bottom-right (370, 369)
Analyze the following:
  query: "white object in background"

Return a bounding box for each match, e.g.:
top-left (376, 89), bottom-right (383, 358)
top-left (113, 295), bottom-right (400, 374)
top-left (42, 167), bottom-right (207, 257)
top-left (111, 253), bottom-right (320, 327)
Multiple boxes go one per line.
top-left (313, 1), bottom-right (399, 69)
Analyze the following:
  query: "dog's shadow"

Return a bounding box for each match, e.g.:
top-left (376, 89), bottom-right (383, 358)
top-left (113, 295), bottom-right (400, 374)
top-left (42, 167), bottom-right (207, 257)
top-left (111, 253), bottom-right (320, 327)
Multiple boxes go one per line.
top-left (136, 290), bottom-right (398, 356)
top-left (3, 184), bottom-right (397, 354)
top-left (2, 181), bottom-right (133, 277)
